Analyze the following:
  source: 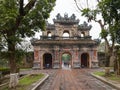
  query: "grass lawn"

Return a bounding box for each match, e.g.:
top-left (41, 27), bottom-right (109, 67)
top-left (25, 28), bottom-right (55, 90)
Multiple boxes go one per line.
top-left (94, 71), bottom-right (120, 83)
top-left (1, 73), bottom-right (44, 90)
top-left (20, 68), bottom-right (32, 71)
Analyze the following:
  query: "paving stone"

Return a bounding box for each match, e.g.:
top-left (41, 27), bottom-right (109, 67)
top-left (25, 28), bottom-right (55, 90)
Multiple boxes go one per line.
top-left (20, 69), bottom-right (117, 90)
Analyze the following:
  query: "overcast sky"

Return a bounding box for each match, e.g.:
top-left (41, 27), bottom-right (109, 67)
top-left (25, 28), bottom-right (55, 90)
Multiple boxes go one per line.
top-left (25, 0), bottom-right (101, 39)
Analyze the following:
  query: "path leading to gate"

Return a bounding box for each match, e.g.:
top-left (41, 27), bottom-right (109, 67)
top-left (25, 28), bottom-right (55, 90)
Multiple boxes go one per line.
top-left (36, 69), bottom-right (116, 90)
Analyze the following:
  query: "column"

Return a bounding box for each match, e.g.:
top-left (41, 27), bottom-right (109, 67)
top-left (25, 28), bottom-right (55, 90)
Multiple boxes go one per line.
top-left (33, 50), bottom-right (40, 69)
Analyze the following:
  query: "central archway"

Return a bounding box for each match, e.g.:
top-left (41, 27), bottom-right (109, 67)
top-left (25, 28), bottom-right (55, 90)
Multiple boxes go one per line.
top-left (62, 31), bottom-right (70, 39)
top-left (62, 53), bottom-right (72, 69)
top-left (81, 53), bottom-right (89, 68)
top-left (43, 53), bottom-right (52, 69)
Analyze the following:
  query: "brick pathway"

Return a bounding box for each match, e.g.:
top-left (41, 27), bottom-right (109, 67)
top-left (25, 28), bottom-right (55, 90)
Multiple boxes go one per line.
top-left (20, 69), bottom-right (117, 90)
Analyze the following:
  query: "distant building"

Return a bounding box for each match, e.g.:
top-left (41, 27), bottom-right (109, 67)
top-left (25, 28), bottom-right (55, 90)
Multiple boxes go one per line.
top-left (31, 13), bottom-right (99, 69)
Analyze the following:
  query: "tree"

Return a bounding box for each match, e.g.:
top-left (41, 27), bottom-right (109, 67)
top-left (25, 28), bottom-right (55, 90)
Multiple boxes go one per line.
top-left (0, 0), bottom-right (56, 88)
top-left (98, 0), bottom-right (120, 75)
top-left (74, 0), bottom-right (120, 68)
top-left (62, 54), bottom-right (71, 62)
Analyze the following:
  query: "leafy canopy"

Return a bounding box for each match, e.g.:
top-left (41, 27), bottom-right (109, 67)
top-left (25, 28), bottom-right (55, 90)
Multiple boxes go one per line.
top-left (0, 0), bottom-right (56, 45)
top-left (81, 0), bottom-right (120, 44)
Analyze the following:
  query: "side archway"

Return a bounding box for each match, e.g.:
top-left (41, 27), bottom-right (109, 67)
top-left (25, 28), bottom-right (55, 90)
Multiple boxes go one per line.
top-left (43, 53), bottom-right (52, 69)
top-left (81, 32), bottom-right (85, 37)
top-left (47, 31), bottom-right (52, 37)
top-left (81, 53), bottom-right (89, 68)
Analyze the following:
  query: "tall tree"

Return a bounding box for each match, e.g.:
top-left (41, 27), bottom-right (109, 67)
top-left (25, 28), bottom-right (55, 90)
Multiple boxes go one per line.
top-left (74, 0), bottom-right (120, 68)
top-left (0, 0), bottom-right (56, 88)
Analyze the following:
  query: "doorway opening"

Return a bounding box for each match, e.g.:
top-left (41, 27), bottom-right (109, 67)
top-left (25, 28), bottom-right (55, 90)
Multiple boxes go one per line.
top-left (43, 53), bottom-right (52, 69)
top-left (81, 53), bottom-right (89, 68)
top-left (62, 53), bottom-right (71, 69)
top-left (62, 31), bottom-right (70, 39)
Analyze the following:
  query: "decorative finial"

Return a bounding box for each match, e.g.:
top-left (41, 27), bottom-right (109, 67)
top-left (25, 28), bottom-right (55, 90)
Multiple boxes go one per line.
top-left (64, 13), bottom-right (68, 19)
top-left (56, 13), bottom-right (61, 19)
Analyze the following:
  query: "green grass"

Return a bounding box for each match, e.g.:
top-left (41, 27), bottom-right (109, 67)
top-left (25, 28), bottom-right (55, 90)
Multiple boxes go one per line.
top-left (20, 68), bottom-right (32, 71)
top-left (94, 71), bottom-right (120, 82)
top-left (1, 73), bottom-right (44, 90)
top-left (107, 74), bottom-right (120, 82)
top-left (93, 71), bottom-right (105, 76)
top-left (19, 74), bottom-right (44, 86)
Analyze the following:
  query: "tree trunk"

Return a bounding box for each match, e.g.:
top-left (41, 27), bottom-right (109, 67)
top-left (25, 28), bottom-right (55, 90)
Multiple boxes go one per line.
top-left (117, 53), bottom-right (120, 75)
top-left (105, 53), bottom-right (110, 67)
top-left (9, 73), bottom-right (19, 88)
top-left (114, 57), bottom-right (117, 74)
top-left (7, 32), bottom-right (19, 88)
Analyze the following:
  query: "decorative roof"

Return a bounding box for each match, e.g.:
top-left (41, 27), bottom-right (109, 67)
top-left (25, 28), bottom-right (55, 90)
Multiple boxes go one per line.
top-left (53, 13), bottom-right (79, 24)
top-left (46, 22), bottom-right (55, 30)
top-left (78, 21), bottom-right (92, 30)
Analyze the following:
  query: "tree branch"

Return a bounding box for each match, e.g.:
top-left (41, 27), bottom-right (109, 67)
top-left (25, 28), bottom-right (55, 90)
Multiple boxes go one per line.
top-left (94, 19), bottom-right (105, 29)
top-left (15, 0), bottom-right (37, 31)
top-left (104, 37), bottom-right (110, 50)
top-left (93, 19), bottom-right (110, 49)
top-left (74, 0), bottom-right (82, 11)
top-left (19, 0), bottom-right (24, 16)
top-left (24, 0), bottom-right (37, 15)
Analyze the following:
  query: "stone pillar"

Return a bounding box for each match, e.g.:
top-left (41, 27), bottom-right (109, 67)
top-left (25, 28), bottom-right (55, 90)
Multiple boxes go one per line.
top-left (91, 50), bottom-right (99, 68)
top-left (59, 50), bottom-right (62, 68)
top-left (40, 51), bottom-right (43, 69)
top-left (53, 50), bottom-right (60, 69)
top-left (89, 51), bottom-right (92, 68)
top-left (73, 49), bottom-right (80, 68)
top-left (33, 50), bottom-right (40, 69)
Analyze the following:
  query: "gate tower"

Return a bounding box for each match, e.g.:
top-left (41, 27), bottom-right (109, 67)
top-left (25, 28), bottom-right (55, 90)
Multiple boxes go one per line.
top-left (31, 13), bottom-right (99, 69)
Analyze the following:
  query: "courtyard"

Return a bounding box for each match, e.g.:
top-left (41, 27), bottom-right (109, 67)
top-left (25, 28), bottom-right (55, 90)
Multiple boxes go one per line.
top-left (20, 69), bottom-right (117, 90)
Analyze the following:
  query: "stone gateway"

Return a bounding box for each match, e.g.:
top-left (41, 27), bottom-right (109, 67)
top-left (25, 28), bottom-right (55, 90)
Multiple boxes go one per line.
top-left (31, 13), bottom-right (99, 69)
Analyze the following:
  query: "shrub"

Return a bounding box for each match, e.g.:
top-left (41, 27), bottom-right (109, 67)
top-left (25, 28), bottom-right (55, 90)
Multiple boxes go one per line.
top-left (0, 68), bottom-right (10, 75)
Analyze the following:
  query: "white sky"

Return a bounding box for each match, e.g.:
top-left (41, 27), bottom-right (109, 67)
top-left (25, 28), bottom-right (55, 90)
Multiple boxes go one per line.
top-left (25, 0), bottom-right (101, 39)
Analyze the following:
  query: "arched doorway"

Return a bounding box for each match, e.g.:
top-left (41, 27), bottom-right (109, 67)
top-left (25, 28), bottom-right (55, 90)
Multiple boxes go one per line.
top-left (47, 31), bottom-right (52, 37)
top-left (81, 53), bottom-right (89, 68)
top-left (81, 32), bottom-right (85, 37)
top-left (43, 53), bottom-right (52, 69)
top-left (62, 31), bottom-right (70, 39)
top-left (62, 53), bottom-right (72, 69)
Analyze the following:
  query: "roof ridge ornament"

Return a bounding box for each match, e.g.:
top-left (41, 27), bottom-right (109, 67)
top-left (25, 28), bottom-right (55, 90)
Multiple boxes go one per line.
top-left (56, 13), bottom-right (61, 20)
top-left (78, 21), bottom-right (92, 30)
top-left (53, 13), bottom-right (79, 24)
top-left (64, 13), bottom-right (68, 19)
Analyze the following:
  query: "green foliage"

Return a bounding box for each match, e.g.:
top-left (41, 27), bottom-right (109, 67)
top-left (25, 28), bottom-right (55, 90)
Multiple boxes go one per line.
top-left (78, 0), bottom-right (120, 68)
top-left (17, 0), bottom-right (56, 38)
top-left (115, 22), bottom-right (120, 44)
top-left (98, 0), bottom-right (120, 44)
top-left (0, 0), bottom-right (56, 73)
top-left (80, 0), bottom-right (120, 44)
top-left (62, 54), bottom-right (71, 62)
top-left (0, 67), bottom-right (10, 75)
top-left (116, 30), bottom-right (120, 44)
top-left (0, 49), bottom-right (25, 67)
top-left (94, 71), bottom-right (120, 82)
top-left (100, 29), bottom-right (108, 38)
top-left (15, 49), bottom-right (25, 65)
top-left (0, 0), bottom-right (56, 43)
top-left (0, 0), bottom-right (18, 30)
top-left (81, 8), bottom-right (90, 17)
top-left (0, 51), bottom-right (9, 67)
top-left (19, 74), bottom-right (44, 86)
top-left (1, 74), bottom-right (44, 90)
top-left (93, 71), bottom-right (105, 76)
top-left (81, 8), bottom-right (100, 22)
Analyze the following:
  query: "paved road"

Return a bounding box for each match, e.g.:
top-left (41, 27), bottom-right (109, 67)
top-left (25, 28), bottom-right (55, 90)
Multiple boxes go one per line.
top-left (36, 69), bottom-right (117, 90)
